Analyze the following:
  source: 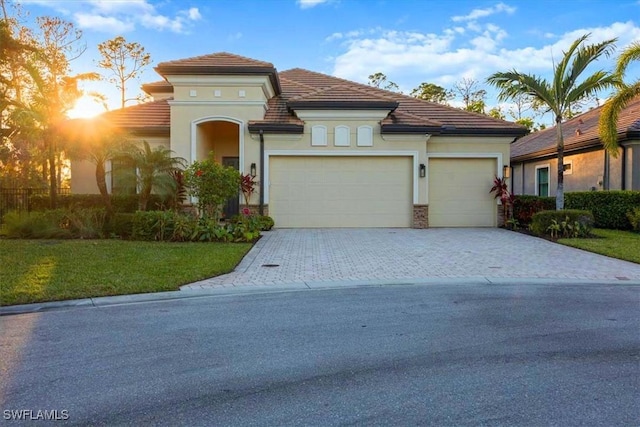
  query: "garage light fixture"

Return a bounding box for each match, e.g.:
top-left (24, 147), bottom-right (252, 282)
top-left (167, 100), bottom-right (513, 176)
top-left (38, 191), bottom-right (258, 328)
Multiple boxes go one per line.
top-left (503, 165), bottom-right (510, 179)
top-left (419, 163), bottom-right (426, 178)
top-left (250, 163), bottom-right (257, 178)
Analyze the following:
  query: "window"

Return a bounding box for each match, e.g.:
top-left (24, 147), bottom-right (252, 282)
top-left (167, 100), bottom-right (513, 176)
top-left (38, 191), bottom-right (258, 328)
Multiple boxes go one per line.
top-left (536, 166), bottom-right (549, 197)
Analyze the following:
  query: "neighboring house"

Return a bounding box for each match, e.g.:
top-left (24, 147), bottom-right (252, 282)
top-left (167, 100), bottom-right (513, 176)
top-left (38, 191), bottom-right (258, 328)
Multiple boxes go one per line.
top-left (511, 95), bottom-right (640, 196)
top-left (71, 52), bottom-right (527, 228)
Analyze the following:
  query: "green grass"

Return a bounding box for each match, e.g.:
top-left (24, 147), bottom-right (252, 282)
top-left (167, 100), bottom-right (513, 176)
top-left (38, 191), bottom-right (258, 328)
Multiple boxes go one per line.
top-left (559, 229), bottom-right (640, 264)
top-left (0, 240), bottom-right (252, 306)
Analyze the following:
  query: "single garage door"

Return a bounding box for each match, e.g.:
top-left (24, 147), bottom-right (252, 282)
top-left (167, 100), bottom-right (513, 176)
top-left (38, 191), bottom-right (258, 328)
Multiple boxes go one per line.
top-left (428, 158), bottom-right (497, 227)
top-left (269, 156), bottom-right (412, 228)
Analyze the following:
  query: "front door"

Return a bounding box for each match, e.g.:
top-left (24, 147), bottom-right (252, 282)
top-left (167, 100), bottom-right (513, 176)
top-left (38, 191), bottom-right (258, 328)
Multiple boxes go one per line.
top-left (222, 157), bottom-right (240, 219)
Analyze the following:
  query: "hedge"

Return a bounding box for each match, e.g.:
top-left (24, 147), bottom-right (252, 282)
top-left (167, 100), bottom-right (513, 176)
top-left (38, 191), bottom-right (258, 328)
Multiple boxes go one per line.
top-left (29, 194), bottom-right (173, 213)
top-left (530, 209), bottom-right (594, 238)
top-left (512, 195), bottom-right (556, 226)
top-left (565, 191), bottom-right (640, 230)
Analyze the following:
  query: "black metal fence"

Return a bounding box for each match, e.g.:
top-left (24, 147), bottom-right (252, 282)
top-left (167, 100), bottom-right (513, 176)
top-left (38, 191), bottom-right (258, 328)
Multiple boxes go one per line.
top-left (0, 188), bottom-right (71, 223)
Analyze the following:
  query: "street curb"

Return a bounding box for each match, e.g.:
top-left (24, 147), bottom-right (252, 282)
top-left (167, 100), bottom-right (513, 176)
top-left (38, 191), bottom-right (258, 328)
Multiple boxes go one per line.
top-left (2, 277), bottom-right (639, 316)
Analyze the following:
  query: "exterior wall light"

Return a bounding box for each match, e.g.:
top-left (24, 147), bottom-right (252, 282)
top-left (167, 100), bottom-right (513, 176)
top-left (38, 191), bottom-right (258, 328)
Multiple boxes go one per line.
top-left (419, 163), bottom-right (426, 178)
top-left (503, 165), bottom-right (510, 179)
top-left (250, 163), bottom-right (257, 178)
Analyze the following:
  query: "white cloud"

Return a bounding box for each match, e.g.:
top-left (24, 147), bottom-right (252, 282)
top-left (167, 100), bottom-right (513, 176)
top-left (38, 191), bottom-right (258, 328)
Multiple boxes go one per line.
top-left (74, 12), bottom-right (134, 33)
top-left (24, 0), bottom-right (202, 34)
top-left (186, 7), bottom-right (202, 21)
top-left (228, 32), bottom-right (243, 41)
top-left (452, 2), bottom-right (516, 22)
top-left (329, 21), bottom-right (640, 98)
top-left (297, 0), bottom-right (331, 9)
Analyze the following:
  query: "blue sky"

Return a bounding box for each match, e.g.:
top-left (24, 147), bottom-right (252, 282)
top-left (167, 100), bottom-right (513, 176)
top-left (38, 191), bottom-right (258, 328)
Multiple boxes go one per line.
top-left (15, 0), bottom-right (640, 119)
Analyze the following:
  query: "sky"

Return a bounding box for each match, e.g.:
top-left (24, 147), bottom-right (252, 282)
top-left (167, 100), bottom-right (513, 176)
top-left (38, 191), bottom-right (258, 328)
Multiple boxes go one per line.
top-left (12, 0), bottom-right (640, 121)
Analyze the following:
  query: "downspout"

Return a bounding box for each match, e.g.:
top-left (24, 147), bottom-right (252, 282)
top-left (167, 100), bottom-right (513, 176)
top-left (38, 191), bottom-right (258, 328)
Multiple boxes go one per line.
top-left (259, 130), bottom-right (265, 216)
top-left (521, 162), bottom-right (525, 195)
top-left (603, 150), bottom-right (610, 190)
top-left (621, 146), bottom-right (626, 190)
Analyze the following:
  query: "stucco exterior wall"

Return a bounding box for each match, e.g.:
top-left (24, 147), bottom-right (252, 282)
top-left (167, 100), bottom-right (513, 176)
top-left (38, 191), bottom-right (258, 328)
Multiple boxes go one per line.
top-left (511, 147), bottom-right (629, 196)
top-left (70, 136), bottom-right (170, 194)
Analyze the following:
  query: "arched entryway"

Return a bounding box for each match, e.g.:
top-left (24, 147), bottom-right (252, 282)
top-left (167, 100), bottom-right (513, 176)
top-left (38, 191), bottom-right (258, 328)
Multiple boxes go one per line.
top-left (191, 117), bottom-right (243, 218)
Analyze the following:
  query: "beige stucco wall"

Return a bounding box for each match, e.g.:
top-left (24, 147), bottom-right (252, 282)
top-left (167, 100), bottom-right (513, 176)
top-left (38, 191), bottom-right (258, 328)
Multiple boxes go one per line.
top-left (511, 147), bottom-right (627, 196)
top-left (70, 136), bottom-right (170, 194)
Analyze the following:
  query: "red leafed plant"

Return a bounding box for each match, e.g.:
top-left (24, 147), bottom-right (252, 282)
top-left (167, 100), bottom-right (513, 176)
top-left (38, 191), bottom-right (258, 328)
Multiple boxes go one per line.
top-left (489, 175), bottom-right (513, 226)
top-left (240, 173), bottom-right (258, 206)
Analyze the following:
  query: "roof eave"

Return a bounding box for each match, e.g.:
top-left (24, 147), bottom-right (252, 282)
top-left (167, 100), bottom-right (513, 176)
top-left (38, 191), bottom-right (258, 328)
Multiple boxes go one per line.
top-left (381, 124), bottom-right (442, 135)
top-left (154, 65), bottom-right (282, 95)
top-left (512, 129), bottom-right (640, 161)
top-left (247, 123), bottom-right (304, 134)
top-left (287, 101), bottom-right (399, 111)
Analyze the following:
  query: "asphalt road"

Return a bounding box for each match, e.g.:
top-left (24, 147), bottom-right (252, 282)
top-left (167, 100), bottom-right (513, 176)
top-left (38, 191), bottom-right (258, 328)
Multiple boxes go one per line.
top-left (1, 283), bottom-right (639, 426)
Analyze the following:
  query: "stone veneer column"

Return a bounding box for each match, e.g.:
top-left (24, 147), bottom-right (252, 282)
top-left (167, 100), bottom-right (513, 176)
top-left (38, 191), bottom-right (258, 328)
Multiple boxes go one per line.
top-left (412, 205), bottom-right (429, 228)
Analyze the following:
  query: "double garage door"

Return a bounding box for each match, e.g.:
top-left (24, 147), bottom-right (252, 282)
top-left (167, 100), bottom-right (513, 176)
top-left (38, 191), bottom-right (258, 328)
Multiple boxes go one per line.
top-left (269, 156), bottom-right (413, 228)
top-left (268, 156), bottom-right (497, 228)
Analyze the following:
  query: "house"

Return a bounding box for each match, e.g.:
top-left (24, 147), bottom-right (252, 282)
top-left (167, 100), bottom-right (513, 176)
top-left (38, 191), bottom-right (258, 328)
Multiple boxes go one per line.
top-left (71, 52), bottom-right (527, 228)
top-left (511, 95), bottom-right (640, 196)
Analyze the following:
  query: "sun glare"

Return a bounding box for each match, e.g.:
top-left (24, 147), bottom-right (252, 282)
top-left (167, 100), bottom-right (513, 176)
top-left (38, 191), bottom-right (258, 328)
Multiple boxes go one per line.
top-left (67, 95), bottom-right (106, 119)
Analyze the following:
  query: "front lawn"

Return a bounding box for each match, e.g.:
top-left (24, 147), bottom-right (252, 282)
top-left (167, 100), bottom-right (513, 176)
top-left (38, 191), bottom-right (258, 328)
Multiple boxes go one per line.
top-left (559, 229), bottom-right (640, 264)
top-left (0, 240), bottom-right (252, 306)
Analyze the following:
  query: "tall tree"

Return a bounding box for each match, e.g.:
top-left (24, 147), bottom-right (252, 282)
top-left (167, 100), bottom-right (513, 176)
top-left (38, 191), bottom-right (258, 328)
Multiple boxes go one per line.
top-left (97, 36), bottom-right (151, 109)
top-left (487, 34), bottom-right (619, 209)
top-left (26, 16), bottom-right (98, 207)
top-left (367, 72), bottom-right (400, 92)
top-left (599, 42), bottom-right (640, 155)
top-left (0, 0), bottom-right (45, 187)
top-left (452, 78), bottom-right (487, 113)
top-left (410, 82), bottom-right (454, 104)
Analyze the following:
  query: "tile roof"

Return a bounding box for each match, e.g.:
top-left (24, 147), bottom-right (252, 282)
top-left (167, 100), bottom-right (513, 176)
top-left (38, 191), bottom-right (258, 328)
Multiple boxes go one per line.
top-left (275, 68), bottom-right (527, 134)
top-left (97, 53), bottom-right (529, 137)
top-left (156, 52), bottom-right (274, 69)
top-left (141, 80), bottom-right (172, 94)
top-left (99, 99), bottom-right (171, 134)
top-left (511, 95), bottom-right (640, 161)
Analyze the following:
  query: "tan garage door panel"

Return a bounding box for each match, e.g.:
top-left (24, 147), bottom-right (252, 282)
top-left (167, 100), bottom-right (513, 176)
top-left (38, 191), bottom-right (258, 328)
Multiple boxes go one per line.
top-left (270, 156), bottom-right (412, 228)
top-left (428, 158), bottom-right (497, 227)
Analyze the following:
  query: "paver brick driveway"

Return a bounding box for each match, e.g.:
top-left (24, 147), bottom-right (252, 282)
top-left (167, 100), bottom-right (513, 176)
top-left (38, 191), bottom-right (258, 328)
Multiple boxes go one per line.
top-left (183, 228), bottom-right (640, 290)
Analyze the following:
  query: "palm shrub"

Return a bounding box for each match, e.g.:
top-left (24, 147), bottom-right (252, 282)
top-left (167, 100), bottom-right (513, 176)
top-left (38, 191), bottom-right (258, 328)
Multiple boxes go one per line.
top-left (120, 141), bottom-right (187, 211)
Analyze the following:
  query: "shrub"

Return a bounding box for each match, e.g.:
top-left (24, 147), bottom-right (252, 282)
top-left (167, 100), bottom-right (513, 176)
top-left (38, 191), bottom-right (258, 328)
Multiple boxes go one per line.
top-left (565, 191), bottom-right (640, 230)
top-left (132, 211), bottom-right (172, 241)
top-left (531, 209), bottom-right (594, 238)
top-left (512, 195), bottom-right (556, 226)
top-left (109, 213), bottom-right (136, 239)
top-left (185, 156), bottom-right (241, 221)
top-left (258, 215), bottom-right (274, 231)
top-left (627, 207), bottom-right (640, 232)
top-left (29, 194), bottom-right (173, 213)
top-left (2, 208), bottom-right (106, 239)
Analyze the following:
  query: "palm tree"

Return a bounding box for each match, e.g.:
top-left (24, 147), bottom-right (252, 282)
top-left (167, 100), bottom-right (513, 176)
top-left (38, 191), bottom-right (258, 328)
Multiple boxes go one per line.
top-left (487, 34), bottom-right (619, 209)
top-left (599, 42), bottom-right (640, 155)
top-left (60, 117), bottom-right (129, 216)
top-left (123, 141), bottom-right (186, 211)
